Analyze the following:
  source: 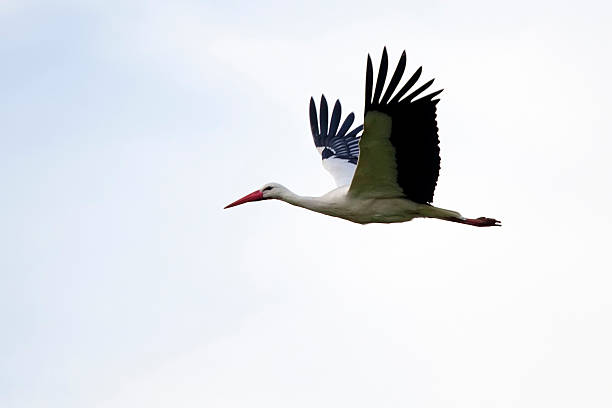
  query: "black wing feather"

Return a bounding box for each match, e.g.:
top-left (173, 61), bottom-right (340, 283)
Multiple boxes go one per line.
top-left (336, 112), bottom-right (355, 138)
top-left (309, 96), bottom-right (363, 165)
top-left (309, 98), bottom-right (320, 142)
top-left (363, 49), bottom-right (442, 203)
top-left (319, 96), bottom-right (328, 142)
top-left (404, 78), bottom-right (435, 102)
top-left (365, 56), bottom-right (373, 109)
top-left (328, 100), bottom-right (341, 140)
top-left (380, 50), bottom-right (406, 104)
top-left (345, 125), bottom-right (363, 140)
top-left (389, 66), bottom-right (422, 104)
top-left (372, 47), bottom-right (388, 104)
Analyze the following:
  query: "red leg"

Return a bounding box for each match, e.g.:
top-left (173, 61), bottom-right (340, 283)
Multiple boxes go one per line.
top-left (447, 216), bottom-right (501, 227)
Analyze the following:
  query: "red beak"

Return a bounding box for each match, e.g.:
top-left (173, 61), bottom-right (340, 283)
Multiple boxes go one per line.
top-left (224, 190), bottom-right (264, 209)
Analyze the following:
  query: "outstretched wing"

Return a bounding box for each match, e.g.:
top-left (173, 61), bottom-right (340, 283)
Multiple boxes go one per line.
top-left (309, 96), bottom-right (363, 187)
top-left (349, 48), bottom-right (442, 203)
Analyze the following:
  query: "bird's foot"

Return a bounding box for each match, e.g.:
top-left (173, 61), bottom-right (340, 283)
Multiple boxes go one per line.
top-left (448, 216), bottom-right (501, 227)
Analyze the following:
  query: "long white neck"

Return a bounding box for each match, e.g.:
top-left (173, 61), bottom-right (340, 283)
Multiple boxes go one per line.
top-left (277, 188), bottom-right (330, 214)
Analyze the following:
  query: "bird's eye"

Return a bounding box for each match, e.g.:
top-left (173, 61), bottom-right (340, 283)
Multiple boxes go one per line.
top-left (263, 186), bottom-right (273, 191)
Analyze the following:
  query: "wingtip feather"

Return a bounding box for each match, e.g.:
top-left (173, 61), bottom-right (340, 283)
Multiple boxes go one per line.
top-left (309, 97), bottom-right (319, 140)
top-left (319, 95), bottom-right (329, 138)
top-left (365, 55), bottom-right (374, 108)
top-left (389, 65), bottom-right (423, 104)
top-left (372, 48), bottom-right (389, 105)
top-left (329, 99), bottom-right (342, 137)
top-left (380, 50), bottom-right (407, 104)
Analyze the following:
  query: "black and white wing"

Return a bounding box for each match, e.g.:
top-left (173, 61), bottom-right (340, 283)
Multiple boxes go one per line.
top-left (309, 96), bottom-right (363, 187)
top-left (349, 48), bottom-right (442, 203)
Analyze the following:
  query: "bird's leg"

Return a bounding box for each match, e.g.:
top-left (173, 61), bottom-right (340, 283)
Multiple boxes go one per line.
top-left (417, 205), bottom-right (501, 227)
top-left (446, 216), bottom-right (501, 227)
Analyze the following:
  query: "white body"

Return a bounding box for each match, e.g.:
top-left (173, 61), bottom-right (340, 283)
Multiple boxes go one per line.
top-left (269, 185), bottom-right (461, 225)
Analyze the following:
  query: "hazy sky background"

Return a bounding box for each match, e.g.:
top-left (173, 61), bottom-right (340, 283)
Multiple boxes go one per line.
top-left (1, 1), bottom-right (611, 407)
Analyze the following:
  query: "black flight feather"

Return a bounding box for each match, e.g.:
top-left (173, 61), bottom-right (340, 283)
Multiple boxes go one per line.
top-left (380, 50), bottom-right (406, 104)
top-left (404, 78), bottom-right (435, 102)
top-left (389, 66), bottom-right (422, 104)
top-left (372, 48), bottom-right (388, 105)
top-left (365, 55), bottom-right (373, 110)
top-left (328, 100), bottom-right (341, 140)
top-left (319, 95), bottom-right (328, 141)
top-left (361, 50), bottom-right (442, 203)
top-left (336, 112), bottom-right (355, 138)
top-left (309, 97), bottom-right (319, 141)
top-left (309, 96), bottom-right (363, 165)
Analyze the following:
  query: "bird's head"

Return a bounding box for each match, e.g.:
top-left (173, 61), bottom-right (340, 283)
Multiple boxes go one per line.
top-left (224, 183), bottom-right (287, 209)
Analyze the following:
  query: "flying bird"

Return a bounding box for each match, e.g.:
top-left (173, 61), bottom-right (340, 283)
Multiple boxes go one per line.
top-left (225, 48), bottom-right (500, 227)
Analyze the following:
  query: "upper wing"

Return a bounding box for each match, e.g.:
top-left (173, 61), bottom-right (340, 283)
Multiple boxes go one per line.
top-left (309, 96), bottom-right (363, 187)
top-left (348, 48), bottom-right (442, 203)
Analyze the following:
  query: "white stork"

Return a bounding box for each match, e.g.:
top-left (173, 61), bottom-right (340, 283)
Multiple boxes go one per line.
top-left (225, 48), bottom-right (500, 227)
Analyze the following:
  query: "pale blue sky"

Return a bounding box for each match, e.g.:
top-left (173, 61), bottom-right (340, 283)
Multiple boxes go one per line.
top-left (1, 1), bottom-right (611, 407)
